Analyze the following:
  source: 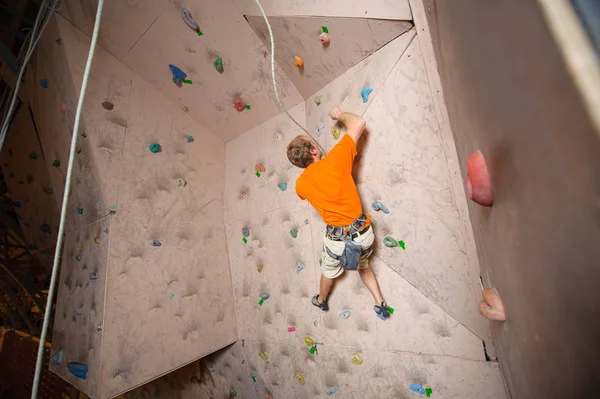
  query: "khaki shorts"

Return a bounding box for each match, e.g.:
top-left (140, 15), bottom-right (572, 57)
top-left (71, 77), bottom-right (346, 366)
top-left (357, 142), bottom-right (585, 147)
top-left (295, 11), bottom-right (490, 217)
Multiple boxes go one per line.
top-left (320, 226), bottom-right (375, 279)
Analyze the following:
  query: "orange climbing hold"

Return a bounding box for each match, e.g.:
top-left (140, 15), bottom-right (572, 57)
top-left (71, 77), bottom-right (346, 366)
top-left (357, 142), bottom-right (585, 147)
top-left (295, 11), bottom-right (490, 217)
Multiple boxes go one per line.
top-left (255, 164), bottom-right (266, 173)
top-left (466, 150), bottom-right (493, 206)
top-left (479, 288), bottom-right (505, 321)
top-left (294, 56), bottom-right (304, 68)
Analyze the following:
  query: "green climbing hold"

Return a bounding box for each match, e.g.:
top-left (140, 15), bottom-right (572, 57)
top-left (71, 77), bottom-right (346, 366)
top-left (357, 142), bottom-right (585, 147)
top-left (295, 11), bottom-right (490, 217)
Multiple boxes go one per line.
top-left (29, 152), bottom-right (38, 160)
top-left (213, 56), bottom-right (223, 71)
top-left (399, 240), bottom-right (406, 250)
top-left (149, 143), bottom-right (161, 153)
top-left (185, 135), bottom-right (194, 143)
top-left (258, 299), bottom-right (264, 306)
top-left (242, 237), bottom-right (247, 244)
top-left (183, 79), bottom-right (192, 84)
top-left (290, 229), bottom-right (298, 238)
top-left (52, 159), bottom-right (60, 167)
top-left (255, 171), bottom-right (260, 177)
top-left (322, 26), bottom-right (329, 33)
top-left (170, 293), bottom-right (175, 299)
top-left (388, 306), bottom-right (395, 315)
top-left (109, 205), bottom-right (116, 214)
top-left (309, 345), bottom-right (316, 354)
top-left (425, 387), bottom-right (432, 397)
top-left (383, 236), bottom-right (399, 247)
top-left (246, 104), bottom-right (251, 110)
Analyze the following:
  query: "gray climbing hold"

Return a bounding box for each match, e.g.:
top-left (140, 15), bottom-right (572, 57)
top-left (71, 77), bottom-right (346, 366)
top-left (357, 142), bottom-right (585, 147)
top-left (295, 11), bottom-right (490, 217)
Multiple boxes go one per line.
top-left (181, 8), bottom-right (199, 31)
top-left (75, 307), bottom-right (84, 315)
top-left (242, 227), bottom-right (250, 237)
top-left (316, 121), bottom-right (325, 137)
top-left (29, 151), bottom-right (38, 160)
top-left (278, 182), bottom-right (287, 191)
top-left (102, 101), bottom-right (114, 110)
top-left (290, 229), bottom-right (298, 238)
top-left (50, 350), bottom-right (63, 365)
top-left (176, 178), bottom-right (187, 187)
top-left (43, 186), bottom-right (53, 194)
top-left (89, 272), bottom-right (98, 281)
top-left (296, 261), bottom-right (304, 274)
top-left (327, 386), bottom-right (339, 396)
top-left (383, 236), bottom-right (399, 247)
top-left (185, 135), bottom-right (194, 143)
top-left (75, 252), bottom-right (84, 261)
top-left (314, 95), bottom-right (322, 105)
top-left (339, 310), bottom-right (351, 319)
top-left (76, 206), bottom-right (84, 215)
top-left (259, 292), bottom-right (270, 300)
top-left (151, 240), bottom-right (162, 247)
top-left (208, 365), bottom-right (215, 372)
top-left (371, 201), bottom-right (389, 213)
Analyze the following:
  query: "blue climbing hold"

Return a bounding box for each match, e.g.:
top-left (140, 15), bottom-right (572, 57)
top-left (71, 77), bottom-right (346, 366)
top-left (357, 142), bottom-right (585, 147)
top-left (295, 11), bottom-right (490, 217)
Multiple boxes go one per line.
top-left (149, 143), bottom-right (161, 153)
top-left (169, 64), bottom-right (187, 85)
top-left (89, 272), bottom-right (98, 281)
top-left (278, 182), bottom-right (288, 191)
top-left (361, 87), bottom-right (373, 103)
top-left (75, 253), bottom-right (84, 261)
top-left (41, 79), bottom-right (48, 88)
top-left (327, 386), bottom-right (339, 396)
top-left (409, 383), bottom-right (426, 394)
top-left (242, 227), bottom-right (250, 238)
top-left (339, 310), bottom-right (351, 319)
top-left (76, 207), bottom-right (84, 215)
top-left (371, 201), bottom-right (390, 214)
top-left (151, 240), bottom-right (162, 247)
top-left (12, 201), bottom-right (21, 208)
top-left (50, 351), bottom-right (63, 365)
top-left (296, 261), bottom-right (304, 274)
top-left (41, 223), bottom-right (51, 234)
top-left (29, 243), bottom-right (38, 250)
top-left (185, 135), bottom-right (194, 143)
top-left (67, 362), bottom-right (88, 380)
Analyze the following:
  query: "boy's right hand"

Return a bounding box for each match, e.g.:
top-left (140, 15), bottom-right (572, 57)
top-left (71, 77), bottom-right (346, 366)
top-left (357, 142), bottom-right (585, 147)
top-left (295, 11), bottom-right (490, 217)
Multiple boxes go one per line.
top-left (328, 106), bottom-right (342, 121)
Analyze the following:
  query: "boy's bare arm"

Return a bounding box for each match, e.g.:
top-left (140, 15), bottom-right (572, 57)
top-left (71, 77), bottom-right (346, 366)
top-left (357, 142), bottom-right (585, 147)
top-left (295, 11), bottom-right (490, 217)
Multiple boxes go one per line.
top-left (329, 106), bottom-right (366, 144)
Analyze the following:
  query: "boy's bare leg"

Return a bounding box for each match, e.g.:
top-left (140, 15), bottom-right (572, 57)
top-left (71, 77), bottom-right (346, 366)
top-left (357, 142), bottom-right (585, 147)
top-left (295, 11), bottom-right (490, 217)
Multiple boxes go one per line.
top-left (359, 267), bottom-right (384, 304)
top-left (317, 275), bottom-right (334, 303)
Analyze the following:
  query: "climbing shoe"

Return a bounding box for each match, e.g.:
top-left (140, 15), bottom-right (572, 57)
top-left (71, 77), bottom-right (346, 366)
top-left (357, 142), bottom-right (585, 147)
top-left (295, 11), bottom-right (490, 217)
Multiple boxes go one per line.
top-left (312, 294), bottom-right (329, 311)
top-left (374, 302), bottom-right (390, 318)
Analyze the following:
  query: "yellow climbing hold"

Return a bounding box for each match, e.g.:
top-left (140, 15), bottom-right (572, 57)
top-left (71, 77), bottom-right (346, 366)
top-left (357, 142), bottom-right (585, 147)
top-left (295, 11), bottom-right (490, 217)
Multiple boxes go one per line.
top-left (350, 352), bottom-right (363, 365)
top-left (257, 265), bottom-right (263, 273)
top-left (258, 351), bottom-right (270, 363)
top-left (304, 336), bottom-right (315, 346)
top-left (331, 124), bottom-right (341, 140)
top-left (295, 373), bottom-right (305, 385)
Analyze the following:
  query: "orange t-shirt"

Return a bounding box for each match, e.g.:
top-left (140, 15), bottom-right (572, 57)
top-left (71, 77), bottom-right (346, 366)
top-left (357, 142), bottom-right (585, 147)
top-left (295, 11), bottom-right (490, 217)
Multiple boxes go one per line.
top-left (296, 135), bottom-right (365, 227)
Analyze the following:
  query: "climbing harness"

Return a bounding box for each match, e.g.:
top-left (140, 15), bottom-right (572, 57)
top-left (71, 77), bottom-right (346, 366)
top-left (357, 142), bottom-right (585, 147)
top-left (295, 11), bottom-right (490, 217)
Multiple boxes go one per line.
top-left (324, 214), bottom-right (373, 271)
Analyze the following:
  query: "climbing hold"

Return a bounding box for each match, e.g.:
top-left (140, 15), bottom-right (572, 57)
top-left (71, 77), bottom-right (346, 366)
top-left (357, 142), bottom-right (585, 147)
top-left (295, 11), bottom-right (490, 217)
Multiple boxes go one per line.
top-left (304, 336), bottom-right (315, 346)
top-left (242, 237), bottom-right (248, 244)
top-left (43, 186), bottom-right (53, 194)
top-left (76, 253), bottom-right (84, 261)
top-left (149, 143), bottom-right (161, 153)
top-left (295, 373), bottom-right (305, 385)
top-left (294, 55), bottom-right (304, 68)
top-left (50, 351), bottom-right (63, 365)
top-left (399, 240), bottom-right (406, 250)
top-left (255, 164), bottom-right (266, 173)
top-left (29, 243), bottom-right (38, 250)
top-left (245, 104), bottom-right (251, 110)
top-left (350, 352), bottom-right (363, 365)
top-left (319, 33), bottom-right (330, 45)
top-left (67, 362), bottom-right (88, 380)
top-left (181, 8), bottom-right (202, 34)
top-left (101, 101), bottom-right (114, 110)
top-left (278, 182), bottom-right (287, 191)
top-left (296, 261), bottom-right (304, 274)
top-left (41, 79), bottom-right (48, 88)
top-left (409, 383), bottom-right (426, 394)
top-left (8, 172), bottom-right (14, 178)
top-left (371, 201), bottom-right (390, 213)
top-left (255, 171), bottom-right (261, 177)
top-left (75, 145), bottom-right (82, 154)
top-left (93, 236), bottom-right (100, 244)
top-left (383, 236), bottom-right (399, 247)
top-left (59, 103), bottom-right (67, 113)
top-left (76, 206), bottom-right (84, 215)
top-left (309, 345), bottom-right (316, 354)
top-left (213, 56), bottom-right (223, 72)
top-left (185, 135), bottom-right (194, 143)
top-left (26, 174), bottom-right (33, 184)
top-left (466, 150), bottom-right (494, 206)
top-left (388, 306), bottom-right (395, 315)
top-left (250, 371), bottom-right (257, 382)
top-left (327, 386), bottom-right (338, 396)
top-left (479, 288), bottom-right (506, 321)
top-left (290, 229), bottom-right (298, 238)
top-left (239, 193), bottom-right (247, 200)
top-left (316, 121), bottom-right (325, 136)
top-left (52, 159), bottom-right (60, 167)
top-left (229, 389), bottom-right (237, 397)
top-left (183, 79), bottom-right (192, 84)
top-left (12, 202), bottom-right (21, 208)
top-left (257, 265), bottom-right (263, 273)
top-left (18, 180), bottom-right (24, 185)
top-left (242, 227), bottom-right (250, 237)
top-left (168, 64), bottom-right (187, 85)
top-left (169, 293), bottom-right (175, 299)
top-left (176, 178), bottom-right (187, 187)
top-left (181, 105), bottom-right (189, 113)
top-left (425, 387), bottom-right (433, 397)
top-left (29, 151), bottom-right (38, 160)
top-left (287, 326), bottom-right (296, 332)
top-left (89, 272), bottom-right (98, 281)
top-left (41, 223), bottom-right (51, 234)
top-left (75, 307), bottom-right (84, 315)
top-left (331, 124), bottom-right (341, 140)
top-left (314, 95), bottom-right (322, 105)
top-left (361, 88), bottom-right (373, 103)
top-left (109, 205), bottom-right (116, 214)
top-left (233, 97), bottom-right (246, 112)
top-left (322, 26), bottom-right (329, 34)
top-left (258, 351), bottom-right (270, 363)
top-left (151, 240), bottom-right (162, 247)
top-left (259, 292), bottom-right (270, 300)
top-left (338, 310), bottom-right (351, 319)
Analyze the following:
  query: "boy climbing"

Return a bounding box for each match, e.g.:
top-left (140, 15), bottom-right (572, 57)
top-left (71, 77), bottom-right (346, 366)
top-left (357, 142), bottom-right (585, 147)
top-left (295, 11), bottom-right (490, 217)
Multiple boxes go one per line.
top-left (286, 106), bottom-right (390, 318)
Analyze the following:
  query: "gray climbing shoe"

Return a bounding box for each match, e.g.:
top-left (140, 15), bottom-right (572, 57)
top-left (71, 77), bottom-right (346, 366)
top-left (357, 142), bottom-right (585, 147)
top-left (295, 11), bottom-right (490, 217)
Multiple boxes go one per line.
top-left (312, 294), bottom-right (329, 311)
top-left (374, 302), bottom-right (390, 318)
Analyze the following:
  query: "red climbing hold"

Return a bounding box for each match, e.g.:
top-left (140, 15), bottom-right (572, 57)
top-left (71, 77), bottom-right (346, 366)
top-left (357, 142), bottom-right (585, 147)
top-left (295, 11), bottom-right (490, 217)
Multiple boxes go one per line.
top-left (233, 97), bottom-right (246, 112)
top-left (479, 288), bottom-right (505, 321)
top-left (59, 103), bottom-right (67, 113)
top-left (466, 150), bottom-right (493, 206)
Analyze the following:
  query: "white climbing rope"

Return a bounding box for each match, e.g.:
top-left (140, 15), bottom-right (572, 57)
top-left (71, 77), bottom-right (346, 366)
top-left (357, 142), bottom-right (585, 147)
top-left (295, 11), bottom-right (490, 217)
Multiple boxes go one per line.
top-left (253, 0), bottom-right (326, 155)
top-left (30, 1), bottom-right (105, 398)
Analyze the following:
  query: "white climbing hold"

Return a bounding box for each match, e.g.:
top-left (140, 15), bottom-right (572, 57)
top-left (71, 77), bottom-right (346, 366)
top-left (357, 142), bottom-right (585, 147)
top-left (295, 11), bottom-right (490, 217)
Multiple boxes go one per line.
top-left (296, 261), bottom-right (304, 274)
top-left (316, 121), bottom-right (325, 137)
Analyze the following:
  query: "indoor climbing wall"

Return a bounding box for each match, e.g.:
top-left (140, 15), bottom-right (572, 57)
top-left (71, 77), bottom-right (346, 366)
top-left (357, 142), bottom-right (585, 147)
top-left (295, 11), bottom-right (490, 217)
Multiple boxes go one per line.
top-left (36, 13), bottom-right (238, 398)
top-left (223, 24), bottom-right (509, 399)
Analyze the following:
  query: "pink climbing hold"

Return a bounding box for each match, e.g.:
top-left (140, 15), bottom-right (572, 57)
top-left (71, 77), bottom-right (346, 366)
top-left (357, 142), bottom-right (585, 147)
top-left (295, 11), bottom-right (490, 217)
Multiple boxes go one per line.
top-left (319, 33), bottom-right (330, 45)
top-left (466, 150), bottom-right (493, 206)
top-left (287, 326), bottom-right (296, 332)
top-left (479, 288), bottom-right (505, 321)
top-left (233, 97), bottom-right (246, 112)
top-left (59, 103), bottom-right (67, 113)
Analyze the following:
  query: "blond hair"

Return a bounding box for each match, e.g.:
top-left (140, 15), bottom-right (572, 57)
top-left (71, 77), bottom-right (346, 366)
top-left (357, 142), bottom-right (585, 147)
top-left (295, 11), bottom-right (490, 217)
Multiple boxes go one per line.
top-left (287, 136), bottom-right (314, 168)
